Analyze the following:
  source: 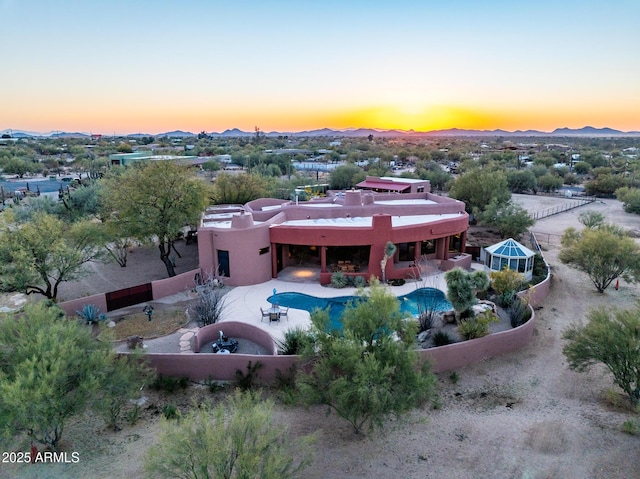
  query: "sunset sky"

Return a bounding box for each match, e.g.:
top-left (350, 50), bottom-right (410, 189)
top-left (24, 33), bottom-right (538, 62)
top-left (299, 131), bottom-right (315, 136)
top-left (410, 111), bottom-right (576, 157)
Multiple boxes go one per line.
top-left (2, 0), bottom-right (639, 135)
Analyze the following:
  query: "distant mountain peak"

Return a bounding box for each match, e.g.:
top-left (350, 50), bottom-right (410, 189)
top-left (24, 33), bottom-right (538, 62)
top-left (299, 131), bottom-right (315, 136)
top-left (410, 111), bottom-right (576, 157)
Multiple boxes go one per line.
top-left (2, 125), bottom-right (639, 139)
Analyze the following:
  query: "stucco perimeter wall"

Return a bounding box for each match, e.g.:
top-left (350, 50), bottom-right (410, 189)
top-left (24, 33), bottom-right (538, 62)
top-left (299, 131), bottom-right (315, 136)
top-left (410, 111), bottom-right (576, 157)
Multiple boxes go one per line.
top-left (140, 353), bottom-right (299, 383)
top-left (193, 321), bottom-right (277, 355)
top-left (517, 269), bottom-right (551, 307)
top-left (140, 310), bottom-right (535, 381)
top-left (419, 307), bottom-right (536, 374)
top-left (152, 269), bottom-right (199, 299)
top-left (58, 293), bottom-right (108, 318)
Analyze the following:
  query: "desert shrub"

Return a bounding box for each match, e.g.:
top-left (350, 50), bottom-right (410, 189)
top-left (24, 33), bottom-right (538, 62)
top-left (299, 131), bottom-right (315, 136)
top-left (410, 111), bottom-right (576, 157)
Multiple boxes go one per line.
top-left (530, 253), bottom-right (548, 284)
top-left (204, 376), bottom-right (225, 394)
top-left (235, 361), bottom-right (263, 391)
top-left (151, 374), bottom-right (189, 393)
top-left (563, 304), bottom-right (640, 405)
top-left (616, 186), bottom-right (640, 215)
top-left (125, 404), bottom-right (141, 426)
top-left (490, 268), bottom-right (524, 295)
top-left (162, 403), bottom-right (180, 420)
top-left (145, 391), bottom-right (314, 479)
top-left (331, 271), bottom-right (347, 288)
top-left (460, 308), bottom-right (476, 320)
top-left (457, 311), bottom-right (499, 340)
top-left (432, 330), bottom-right (454, 347)
top-left (297, 279), bottom-right (436, 434)
top-left (274, 365), bottom-right (299, 404)
top-left (354, 275), bottom-right (367, 288)
top-left (276, 327), bottom-right (314, 355)
top-left (191, 287), bottom-right (227, 327)
top-left (496, 290), bottom-right (517, 308)
top-left (418, 310), bottom-right (436, 333)
top-left (76, 304), bottom-right (107, 324)
top-left (508, 297), bottom-right (532, 327)
top-left (622, 420), bottom-right (640, 435)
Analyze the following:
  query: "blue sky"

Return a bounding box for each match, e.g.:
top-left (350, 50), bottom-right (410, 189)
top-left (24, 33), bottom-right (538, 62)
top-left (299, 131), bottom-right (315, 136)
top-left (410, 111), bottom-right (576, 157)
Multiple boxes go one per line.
top-left (2, 0), bottom-right (639, 134)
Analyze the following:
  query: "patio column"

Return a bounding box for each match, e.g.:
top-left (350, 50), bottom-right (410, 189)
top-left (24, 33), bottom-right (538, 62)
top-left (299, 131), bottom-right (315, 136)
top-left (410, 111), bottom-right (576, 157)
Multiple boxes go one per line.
top-left (437, 236), bottom-right (449, 260)
top-left (320, 246), bottom-right (327, 273)
top-left (460, 230), bottom-right (467, 254)
top-left (414, 241), bottom-right (421, 264)
top-left (271, 242), bottom-right (278, 279)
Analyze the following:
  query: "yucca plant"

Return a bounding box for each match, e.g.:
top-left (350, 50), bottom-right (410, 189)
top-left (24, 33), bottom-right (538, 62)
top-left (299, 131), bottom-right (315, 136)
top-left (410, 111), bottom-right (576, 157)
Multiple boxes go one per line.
top-left (76, 304), bottom-right (107, 325)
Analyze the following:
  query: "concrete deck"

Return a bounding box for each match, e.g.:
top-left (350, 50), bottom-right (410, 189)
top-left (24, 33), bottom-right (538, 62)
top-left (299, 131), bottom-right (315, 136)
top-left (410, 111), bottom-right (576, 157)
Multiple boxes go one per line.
top-left (221, 270), bottom-right (451, 343)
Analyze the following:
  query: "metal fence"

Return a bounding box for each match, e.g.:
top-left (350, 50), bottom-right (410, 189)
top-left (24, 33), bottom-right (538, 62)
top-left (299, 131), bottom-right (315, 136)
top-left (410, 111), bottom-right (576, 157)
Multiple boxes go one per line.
top-left (529, 196), bottom-right (596, 220)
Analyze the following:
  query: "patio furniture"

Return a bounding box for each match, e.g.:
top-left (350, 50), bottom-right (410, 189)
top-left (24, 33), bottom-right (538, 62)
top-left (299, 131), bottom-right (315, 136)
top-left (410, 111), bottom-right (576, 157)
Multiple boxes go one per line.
top-left (268, 305), bottom-right (281, 323)
top-left (279, 307), bottom-right (289, 320)
top-left (260, 307), bottom-right (271, 322)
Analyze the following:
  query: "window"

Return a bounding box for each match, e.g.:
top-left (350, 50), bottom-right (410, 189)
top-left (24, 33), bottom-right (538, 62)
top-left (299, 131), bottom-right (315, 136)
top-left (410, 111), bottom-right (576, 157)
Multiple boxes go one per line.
top-left (421, 240), bottom-right (436, 255)
top-left (259, 246), bottom-right (270, 255)
top-left (518, 258), bottom-right (527, 273)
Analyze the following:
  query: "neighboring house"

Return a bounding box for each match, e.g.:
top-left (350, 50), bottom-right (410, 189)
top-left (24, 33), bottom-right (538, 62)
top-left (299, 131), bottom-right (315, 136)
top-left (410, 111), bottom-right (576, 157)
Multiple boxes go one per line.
top-left (356, 175), bottom-right (429, 194)
top-left (197, 182), bottom-right (470, 286)
top-left (108, 151), bottom-right (198, 167)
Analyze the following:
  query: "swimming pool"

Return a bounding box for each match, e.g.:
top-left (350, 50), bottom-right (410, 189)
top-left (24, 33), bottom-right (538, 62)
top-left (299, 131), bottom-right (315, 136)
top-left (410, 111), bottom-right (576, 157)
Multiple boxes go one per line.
top-left (269, 288), bottom-right (452, 331)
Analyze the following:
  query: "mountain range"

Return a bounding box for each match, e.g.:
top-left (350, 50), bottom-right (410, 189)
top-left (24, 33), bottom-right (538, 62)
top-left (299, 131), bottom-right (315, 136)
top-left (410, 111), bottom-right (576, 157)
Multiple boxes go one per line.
top-left (2, 126), bottom-right (639, 139)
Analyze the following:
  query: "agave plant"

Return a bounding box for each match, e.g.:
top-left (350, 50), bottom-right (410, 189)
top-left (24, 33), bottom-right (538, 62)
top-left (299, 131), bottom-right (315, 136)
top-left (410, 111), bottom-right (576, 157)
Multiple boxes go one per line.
top-left (76, 304), bottom-right (107, 324)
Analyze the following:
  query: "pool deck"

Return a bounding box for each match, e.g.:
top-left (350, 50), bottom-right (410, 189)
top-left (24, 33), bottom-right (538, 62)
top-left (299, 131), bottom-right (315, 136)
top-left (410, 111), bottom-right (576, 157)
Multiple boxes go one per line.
top-left (222, 270), bottom-right (451, 343)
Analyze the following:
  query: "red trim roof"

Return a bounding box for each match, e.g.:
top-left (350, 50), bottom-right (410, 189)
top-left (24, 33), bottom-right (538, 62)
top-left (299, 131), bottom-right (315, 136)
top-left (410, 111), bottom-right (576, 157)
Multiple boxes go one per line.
top-left (356, 180), bottom-right (410, 192)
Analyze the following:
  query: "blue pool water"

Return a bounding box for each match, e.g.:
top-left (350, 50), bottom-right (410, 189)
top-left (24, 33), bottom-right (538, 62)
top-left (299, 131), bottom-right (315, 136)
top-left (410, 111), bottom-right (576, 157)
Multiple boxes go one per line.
top-left (269, 288), bottom-right (452, 331)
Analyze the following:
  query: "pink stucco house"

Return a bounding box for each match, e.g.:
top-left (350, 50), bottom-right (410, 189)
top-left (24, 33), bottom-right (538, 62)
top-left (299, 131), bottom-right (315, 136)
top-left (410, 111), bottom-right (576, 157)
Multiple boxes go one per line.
top-left (197, 177), bottom-right (470, 286)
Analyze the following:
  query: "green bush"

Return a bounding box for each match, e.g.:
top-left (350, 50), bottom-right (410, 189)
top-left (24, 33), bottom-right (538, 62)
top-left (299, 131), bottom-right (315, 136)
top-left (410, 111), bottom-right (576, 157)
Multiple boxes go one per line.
top-left (457, 311), bottom-right (499, 340)
top-left (276, 327), bottom-right (314, 355)
top-left (508, 297), bottom-right (532, 328)
top-left (496, 290), bottom-right (517, 308)
top-left (530, 253), bottom-right (548, 285)
top-left (162, 403), bottom-right (180, 420)
top-left (432, 330), bottom-right (454, 347)
top-left (331, 271), bottom-right (348, 288)
top-left (125, 404), bottom-right (141, 426)
top-left (151, 374), bottom-right (190, 393)
top-left (235, 361), bottom-right (263, 391)
top-left (354, 275), bottom-right (367, 288)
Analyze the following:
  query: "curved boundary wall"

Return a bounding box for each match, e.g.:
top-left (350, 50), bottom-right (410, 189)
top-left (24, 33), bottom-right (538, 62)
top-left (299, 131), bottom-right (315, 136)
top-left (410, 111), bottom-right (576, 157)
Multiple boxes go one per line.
top-left (418, 307), bottom-right (536, 373)
top-left (128, 306), bottom-right (537, 382)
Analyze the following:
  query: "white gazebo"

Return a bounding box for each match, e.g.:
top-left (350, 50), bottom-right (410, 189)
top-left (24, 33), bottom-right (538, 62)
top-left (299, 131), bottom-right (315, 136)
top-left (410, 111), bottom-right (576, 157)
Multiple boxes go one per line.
top-left (481, 238), bottom-right (535, 281)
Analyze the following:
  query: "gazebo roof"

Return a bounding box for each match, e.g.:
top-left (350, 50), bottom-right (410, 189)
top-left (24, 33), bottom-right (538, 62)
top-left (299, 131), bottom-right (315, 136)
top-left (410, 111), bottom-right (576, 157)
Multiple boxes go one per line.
top-left (484, 238), bottom-right (535, 258)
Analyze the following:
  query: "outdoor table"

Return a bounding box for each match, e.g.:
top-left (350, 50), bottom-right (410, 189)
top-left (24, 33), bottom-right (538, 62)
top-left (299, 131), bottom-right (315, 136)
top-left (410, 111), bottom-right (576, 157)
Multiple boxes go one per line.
top-left (268, 306), bottom-right (281, 322)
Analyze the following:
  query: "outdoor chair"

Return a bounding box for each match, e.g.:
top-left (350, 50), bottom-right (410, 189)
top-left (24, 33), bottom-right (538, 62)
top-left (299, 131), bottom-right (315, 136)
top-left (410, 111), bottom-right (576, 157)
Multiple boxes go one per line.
top-left (279, 307), bottom-right (289, 320)
top-left (260, 307), bottom-right (271, 322)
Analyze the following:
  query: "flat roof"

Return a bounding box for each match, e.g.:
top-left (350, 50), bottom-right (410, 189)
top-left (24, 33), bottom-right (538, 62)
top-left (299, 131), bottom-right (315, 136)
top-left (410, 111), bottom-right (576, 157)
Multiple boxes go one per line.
top-left (356, 180), bottom-right (409, 191)
top-left (379, 176), bottom-right (427, 184)
top-left (272, 213), bottom-right (462, 229)
top-left (374, 199), bottom-right (437, 206)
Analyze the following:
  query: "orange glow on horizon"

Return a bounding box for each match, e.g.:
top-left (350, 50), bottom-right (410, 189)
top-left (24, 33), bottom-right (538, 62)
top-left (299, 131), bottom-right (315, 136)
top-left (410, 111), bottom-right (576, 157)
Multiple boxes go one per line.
top-left (4, 98), bottom-right (639, 135)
